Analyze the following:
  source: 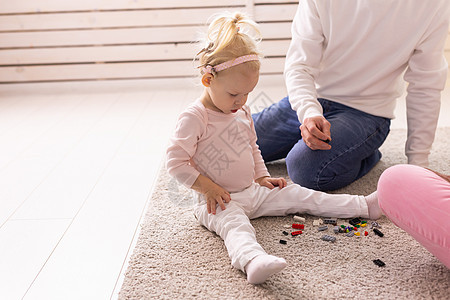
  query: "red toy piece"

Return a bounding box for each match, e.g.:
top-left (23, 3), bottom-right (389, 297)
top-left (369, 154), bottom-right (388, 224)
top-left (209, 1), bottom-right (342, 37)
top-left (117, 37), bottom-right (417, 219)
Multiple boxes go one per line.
top-left (364, 231), bottom-right (368, 236)
top-left (291, 230), bottom-right (303, 236)
top-left (292, 223), bottom-right (305, 229)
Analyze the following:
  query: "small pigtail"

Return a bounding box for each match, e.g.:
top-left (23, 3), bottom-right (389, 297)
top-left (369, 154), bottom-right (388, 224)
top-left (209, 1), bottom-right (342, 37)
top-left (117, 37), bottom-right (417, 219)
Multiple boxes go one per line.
top-left (207, 16), bottom-right (236, 56)
top-left (207, 12), bottom-right (260, 57)
top-left (196, 11), bottom-right (262, 74)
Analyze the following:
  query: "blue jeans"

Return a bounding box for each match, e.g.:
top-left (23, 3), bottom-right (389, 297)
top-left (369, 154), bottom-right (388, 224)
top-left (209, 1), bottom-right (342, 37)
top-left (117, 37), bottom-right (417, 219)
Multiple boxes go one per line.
top-left (252, 97), bottom-right (391, 191)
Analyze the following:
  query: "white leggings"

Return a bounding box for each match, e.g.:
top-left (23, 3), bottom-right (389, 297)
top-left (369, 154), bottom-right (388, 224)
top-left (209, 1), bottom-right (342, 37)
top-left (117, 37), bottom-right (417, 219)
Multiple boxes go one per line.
top-left (193, 183), bottom-right (368, 271)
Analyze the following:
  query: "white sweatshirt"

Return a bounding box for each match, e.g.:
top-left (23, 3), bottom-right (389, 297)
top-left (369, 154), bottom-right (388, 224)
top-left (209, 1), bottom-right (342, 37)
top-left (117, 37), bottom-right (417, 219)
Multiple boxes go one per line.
top-left (285, 0), bottom-right (450, 166)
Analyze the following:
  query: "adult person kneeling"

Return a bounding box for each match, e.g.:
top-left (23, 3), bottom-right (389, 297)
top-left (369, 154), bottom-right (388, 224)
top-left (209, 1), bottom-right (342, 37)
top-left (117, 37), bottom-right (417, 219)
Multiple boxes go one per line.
top-left (253, 0), bottom-right (450, 191)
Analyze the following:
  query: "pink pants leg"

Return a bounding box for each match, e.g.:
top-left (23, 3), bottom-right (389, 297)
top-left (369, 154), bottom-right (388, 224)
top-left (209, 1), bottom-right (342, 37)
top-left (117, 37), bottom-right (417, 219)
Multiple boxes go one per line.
top-left (378, 164), bottom-right (450, 269)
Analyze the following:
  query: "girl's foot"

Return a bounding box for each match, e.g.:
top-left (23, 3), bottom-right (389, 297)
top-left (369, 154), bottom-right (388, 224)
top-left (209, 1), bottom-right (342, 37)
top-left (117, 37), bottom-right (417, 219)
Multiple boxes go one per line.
top-left (245, 254), bottom-right (287, 284)
top-left (365, 191), bottom-right (382, 219)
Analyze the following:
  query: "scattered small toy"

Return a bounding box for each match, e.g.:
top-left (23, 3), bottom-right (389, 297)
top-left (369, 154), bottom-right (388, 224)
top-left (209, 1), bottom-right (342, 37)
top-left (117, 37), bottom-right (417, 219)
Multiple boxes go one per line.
top-left (313, 218), bottom-right (323, 226)
top-left (294, 215), bottom-right (306, 223)
top-left (292, 223), bottom-right (305, 229)
top-left (370, 221), bottom-right (381, 229)
top-left (318, 225), bottom-right (328, 231)
top-left (323, 218), bottom-right (337, 225)
top-left (279, 217), bottom-right (376, 246)
top-left (321, 235), bottom-right (336, 242)
top-left (344, 226), bottom-right (354, 233)
top-left (373, 259), bottom-right (385, 267)
top-left (349, 218), bottom-right (362, 226)
top-left (373, 228), bottom-right (384, 237)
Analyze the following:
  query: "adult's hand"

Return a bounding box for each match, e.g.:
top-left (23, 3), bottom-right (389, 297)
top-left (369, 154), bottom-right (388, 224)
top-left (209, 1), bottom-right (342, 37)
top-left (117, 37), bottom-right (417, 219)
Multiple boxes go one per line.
top-left (300, 116), bottom-right (332, 150)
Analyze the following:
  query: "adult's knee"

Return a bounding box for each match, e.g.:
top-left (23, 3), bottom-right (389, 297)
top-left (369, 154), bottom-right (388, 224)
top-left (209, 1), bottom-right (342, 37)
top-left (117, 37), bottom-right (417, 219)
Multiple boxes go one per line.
top-left (286, 150), bottom-right (321, 190)
top-left (286, 149), bottom-right (358, 191)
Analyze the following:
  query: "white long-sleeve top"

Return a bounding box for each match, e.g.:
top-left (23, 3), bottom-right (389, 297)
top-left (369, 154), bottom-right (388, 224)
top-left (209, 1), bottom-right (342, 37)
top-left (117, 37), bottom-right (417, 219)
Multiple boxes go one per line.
top-left (166, 100), bottom-right (270, 193)
top-left (285, 0), bottom-right (450, 166)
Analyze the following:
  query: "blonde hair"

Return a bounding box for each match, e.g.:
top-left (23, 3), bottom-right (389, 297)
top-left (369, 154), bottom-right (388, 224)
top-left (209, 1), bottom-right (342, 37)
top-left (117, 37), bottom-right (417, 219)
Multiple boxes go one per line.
top-left (196, 12), bottom-right (262, 75)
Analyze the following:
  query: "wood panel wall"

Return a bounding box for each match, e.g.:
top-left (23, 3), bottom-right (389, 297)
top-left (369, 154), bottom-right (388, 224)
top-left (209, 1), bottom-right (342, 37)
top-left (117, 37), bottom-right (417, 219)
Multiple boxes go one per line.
top-left (0, 0), bottom-right (294, 83)
top-left (0, 0), bottom-right (449, 83)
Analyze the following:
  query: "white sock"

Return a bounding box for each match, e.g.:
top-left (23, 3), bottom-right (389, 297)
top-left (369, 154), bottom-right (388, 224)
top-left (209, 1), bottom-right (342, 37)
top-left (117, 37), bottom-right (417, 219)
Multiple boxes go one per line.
top-left (245, 254), bottom-right (287, 284)
top-left (365, 191), bottom-right (382, 220)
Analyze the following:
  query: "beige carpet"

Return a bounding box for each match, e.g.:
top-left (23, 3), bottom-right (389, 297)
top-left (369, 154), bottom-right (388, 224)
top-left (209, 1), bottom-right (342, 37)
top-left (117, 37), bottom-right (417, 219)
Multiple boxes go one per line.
top-left (119, 128), bottom-right (450, 300)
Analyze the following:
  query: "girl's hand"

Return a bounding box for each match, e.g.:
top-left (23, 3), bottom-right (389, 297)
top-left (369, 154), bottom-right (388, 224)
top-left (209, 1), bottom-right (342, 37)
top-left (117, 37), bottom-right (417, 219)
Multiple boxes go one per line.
top-left (204, 184), bottom-right (231, 215)
top-left (192, 174), bottom-right (231, 215)
top-left (255, 176), bottom-right (287, 189)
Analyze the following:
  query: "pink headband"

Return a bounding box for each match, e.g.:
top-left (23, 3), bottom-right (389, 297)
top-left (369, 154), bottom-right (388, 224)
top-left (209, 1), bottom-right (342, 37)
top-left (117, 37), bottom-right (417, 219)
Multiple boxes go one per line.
top-left (201, 54), bottom-right (259, 74)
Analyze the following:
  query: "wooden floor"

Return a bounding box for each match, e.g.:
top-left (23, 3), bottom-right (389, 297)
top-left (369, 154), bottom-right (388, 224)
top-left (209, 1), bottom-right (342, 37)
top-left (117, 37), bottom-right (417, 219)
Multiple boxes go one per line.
top-left (0, 75), bottom-right (449, 299)
top-left (0, 78), bottom-right (198, 300)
